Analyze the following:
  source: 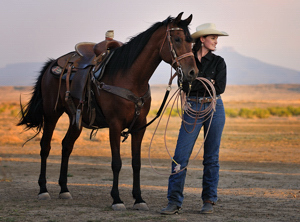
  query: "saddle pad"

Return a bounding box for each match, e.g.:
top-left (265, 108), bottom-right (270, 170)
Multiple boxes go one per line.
top-left (93, 51), bottom-right (115, 80)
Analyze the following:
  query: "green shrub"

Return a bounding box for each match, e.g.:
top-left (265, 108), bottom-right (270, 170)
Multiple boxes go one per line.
top-left (10, 109), bottom-right (19, 117)
top-left (267, 107), bottom-right (292, 117)
top-left (148, 109), bottom-right (158, 117)
top-left (225, 108), bottom-right (239, 117)
top-left (254, 108), bottom-right (270, 118)
top-left (148, 108), bottom-right (181, 117)
top-left (152, 106), bottom-right (300, 119)
top-left (239, 108), bottom-right (255, 118)
top-left (287, 106), bottom-right (300, 116)
top-left (165, 107), bottom-right (181, 117)
top-left (0, 104), bottom-right (8, 113)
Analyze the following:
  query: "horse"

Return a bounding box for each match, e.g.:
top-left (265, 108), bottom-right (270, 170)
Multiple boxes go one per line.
top-left (17, 12), bottom-right (198, 211)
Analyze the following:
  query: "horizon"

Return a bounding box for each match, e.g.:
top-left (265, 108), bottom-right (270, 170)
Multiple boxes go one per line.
top-left (0, 46), bottom-right (299, 86)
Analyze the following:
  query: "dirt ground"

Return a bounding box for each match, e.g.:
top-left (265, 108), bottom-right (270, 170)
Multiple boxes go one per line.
top-left (0, 85), bottom-right (300, 222)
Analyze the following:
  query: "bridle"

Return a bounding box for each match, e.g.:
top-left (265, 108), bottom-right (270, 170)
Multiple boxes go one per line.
top-left (159, 24), bottom-right (194, 84)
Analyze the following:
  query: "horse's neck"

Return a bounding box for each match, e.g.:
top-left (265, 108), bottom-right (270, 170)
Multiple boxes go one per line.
top-left (133, 53), bottom-right (161, 82)
top-left (126, 32), bottom-right (165, 87)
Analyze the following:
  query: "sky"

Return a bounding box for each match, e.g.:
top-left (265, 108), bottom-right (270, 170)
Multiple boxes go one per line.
top-left (0, 0), bottom-right (299, 73)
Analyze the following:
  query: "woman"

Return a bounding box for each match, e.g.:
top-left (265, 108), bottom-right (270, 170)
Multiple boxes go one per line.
top-left (161, 23), bottom-right (228, 215)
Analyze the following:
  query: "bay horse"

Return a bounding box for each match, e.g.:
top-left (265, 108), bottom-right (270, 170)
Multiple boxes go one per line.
top-left (18, 12), bottom-right (198, 210)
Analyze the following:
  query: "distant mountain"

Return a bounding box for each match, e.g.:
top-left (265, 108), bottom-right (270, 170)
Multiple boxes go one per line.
top-left (0, 48), bottom-right (299, 86)
top-left (0, 62), bottom-right (44, 86)
top-left (150, 47), bottom-right (300, 85)
top-left (217, 47), bottom-right (300, 85)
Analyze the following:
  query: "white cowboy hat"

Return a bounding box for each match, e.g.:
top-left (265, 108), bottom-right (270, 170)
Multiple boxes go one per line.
top-left (191, 23), bottom-right (228, 39)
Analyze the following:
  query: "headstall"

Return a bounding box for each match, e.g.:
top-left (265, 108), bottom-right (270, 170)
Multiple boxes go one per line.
top-left (159, 24), bottom-right (194, 83)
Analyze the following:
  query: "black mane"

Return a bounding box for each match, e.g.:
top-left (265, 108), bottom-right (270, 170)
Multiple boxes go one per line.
top-left (105, 15), bottom-right (192, 77)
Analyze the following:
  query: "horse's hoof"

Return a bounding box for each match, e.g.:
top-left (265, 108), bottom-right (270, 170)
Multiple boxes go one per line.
top-left (59, 192), bottom-right (73, 199)
top-left (112, 203), bottom-right (126, 211)
top-left (38, 192), bottom-right (51, 200)
top-left (133, 202), bottom-right (149, 211)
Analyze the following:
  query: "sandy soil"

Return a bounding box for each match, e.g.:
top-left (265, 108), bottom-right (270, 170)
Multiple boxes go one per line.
top-left (0, 85), bottom-right (300, 222)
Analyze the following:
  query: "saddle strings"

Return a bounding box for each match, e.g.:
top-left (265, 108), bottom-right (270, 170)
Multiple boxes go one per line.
top-left (148, 77), bottom-right (217, 176)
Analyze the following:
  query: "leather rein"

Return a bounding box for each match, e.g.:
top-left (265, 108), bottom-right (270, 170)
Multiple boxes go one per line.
top-left (93, 24), bottom-right (194, 142)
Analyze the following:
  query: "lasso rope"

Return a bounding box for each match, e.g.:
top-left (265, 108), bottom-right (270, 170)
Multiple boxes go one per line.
top-left (148, 77), bottom-right (217, 176)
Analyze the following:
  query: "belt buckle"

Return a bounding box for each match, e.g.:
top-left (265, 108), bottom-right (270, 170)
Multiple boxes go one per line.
top-left (200, 97), bottom-right (208, 103)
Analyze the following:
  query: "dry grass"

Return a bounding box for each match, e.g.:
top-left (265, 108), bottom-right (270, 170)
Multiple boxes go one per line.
top-left (0, 85), bottom-right (300, 222)
top-left (0, 84), bottom-right (299, 164)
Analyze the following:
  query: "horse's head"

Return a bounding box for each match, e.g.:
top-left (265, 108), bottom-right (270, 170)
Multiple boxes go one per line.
top-left (160, 12), bottom-right (198, 84)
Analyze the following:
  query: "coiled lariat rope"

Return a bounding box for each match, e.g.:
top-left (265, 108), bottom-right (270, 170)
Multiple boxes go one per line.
top-left (148, 77), bottom-right (217, 176)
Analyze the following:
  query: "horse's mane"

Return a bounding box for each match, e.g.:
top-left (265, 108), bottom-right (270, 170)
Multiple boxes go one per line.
top-left (106, 15), bottom-right (192, 77)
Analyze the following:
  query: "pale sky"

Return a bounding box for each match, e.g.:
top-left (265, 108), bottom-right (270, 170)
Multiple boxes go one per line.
top-left (0, 0), bottom-right (299, 72)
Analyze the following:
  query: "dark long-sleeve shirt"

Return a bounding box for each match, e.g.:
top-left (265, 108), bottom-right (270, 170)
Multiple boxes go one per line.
top-left (182, 51), bottom-right (227, 97)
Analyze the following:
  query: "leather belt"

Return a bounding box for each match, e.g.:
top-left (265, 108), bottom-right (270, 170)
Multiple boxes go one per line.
top-left (187, 95), bottom-right (221, 103)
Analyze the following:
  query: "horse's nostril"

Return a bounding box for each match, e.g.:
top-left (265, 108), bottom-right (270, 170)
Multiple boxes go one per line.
top-left (189, 69), bottom-right (195, 77)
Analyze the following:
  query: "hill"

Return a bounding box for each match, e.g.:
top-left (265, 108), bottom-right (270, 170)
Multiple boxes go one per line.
top-left (217, 47), bottom-right (300, 85)
top-left (151, 47), bottom-right (300, 85)
top-left (0, 48), bottom-right (299, 86)
top-left (0, 62), bottom-right (43, 86)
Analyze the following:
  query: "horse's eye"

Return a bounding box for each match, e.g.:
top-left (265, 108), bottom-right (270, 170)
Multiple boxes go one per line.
top-left (174, 37), bottom-right (181, 43)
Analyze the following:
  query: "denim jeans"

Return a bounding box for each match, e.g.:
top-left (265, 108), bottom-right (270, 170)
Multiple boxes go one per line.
top-left (167, 96), bottom-right (225, 207)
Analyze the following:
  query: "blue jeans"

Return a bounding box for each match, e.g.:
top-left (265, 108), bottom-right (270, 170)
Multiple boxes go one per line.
top-left (167, 96), bottom-right (225, 207)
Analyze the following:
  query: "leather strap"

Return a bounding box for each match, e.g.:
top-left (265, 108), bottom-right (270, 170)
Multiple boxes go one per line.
top-left (96, 82), bottom-right (151, 142)
top-left (65, 65), bottom-right (72, 98)
top-left (187, 95), bottom-right (221, 103)
top-left (99, 82), bottom-right (151, 105)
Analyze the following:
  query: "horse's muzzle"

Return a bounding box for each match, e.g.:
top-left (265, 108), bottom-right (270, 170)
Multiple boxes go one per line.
top-left (183, 68), bottom-right (198, 83)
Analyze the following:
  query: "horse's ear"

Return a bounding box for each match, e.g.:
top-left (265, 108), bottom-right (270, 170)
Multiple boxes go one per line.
top-left (183, 14), bottom-right (193, 26)
top-left (174, 12), bottom-right (184, 23)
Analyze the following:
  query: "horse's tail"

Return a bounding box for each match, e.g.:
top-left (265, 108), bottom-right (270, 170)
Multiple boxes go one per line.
top-left (17, 59), bottom-right (53, 136)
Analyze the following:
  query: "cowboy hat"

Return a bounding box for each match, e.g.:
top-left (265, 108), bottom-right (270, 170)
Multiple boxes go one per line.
top-left (191, 23), bottom-right (228, 39)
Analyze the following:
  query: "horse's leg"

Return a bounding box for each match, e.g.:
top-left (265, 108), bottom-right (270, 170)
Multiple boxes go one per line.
top-left (131, 129), bottom-right (149, 210)
top-left (58, 118), bottom-right (82, 199)
top-left (109, 124), bottom-right (126, 210)
top-left (38, 114), bottom-right (62, 200)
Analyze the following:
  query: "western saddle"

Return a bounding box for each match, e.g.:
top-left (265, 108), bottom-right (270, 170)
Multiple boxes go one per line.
top-left (52, 30), bottom-right (123, 129)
